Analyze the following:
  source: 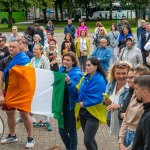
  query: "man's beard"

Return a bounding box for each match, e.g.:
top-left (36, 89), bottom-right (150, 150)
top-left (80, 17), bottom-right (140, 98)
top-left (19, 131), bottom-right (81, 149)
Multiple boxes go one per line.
top-left (136, 98), bottom-right (143, 103)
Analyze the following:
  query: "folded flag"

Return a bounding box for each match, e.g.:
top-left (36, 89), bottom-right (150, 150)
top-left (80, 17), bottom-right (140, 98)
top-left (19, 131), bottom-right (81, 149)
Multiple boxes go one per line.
top-left (5, 65), bottom-right (66, 128)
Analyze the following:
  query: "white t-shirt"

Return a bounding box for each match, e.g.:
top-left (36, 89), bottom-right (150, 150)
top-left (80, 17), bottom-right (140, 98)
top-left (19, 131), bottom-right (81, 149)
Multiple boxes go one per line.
top-left (144, 39), bottom-right (150, 51)
top-left (109, 82), bottom-right (128, 136)
top-left (80, 38), bottom-right (87, 50)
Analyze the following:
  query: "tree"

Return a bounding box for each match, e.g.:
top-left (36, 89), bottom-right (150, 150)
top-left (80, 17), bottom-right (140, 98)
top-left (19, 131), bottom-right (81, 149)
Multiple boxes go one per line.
top-left (54, 0), bottom-right (64, 21)
top-left (0, 0), bottom-right (39, 28)
top-left (36, 0), bottom-right (54, 23)
top-left (120, 0), bottom-right (148, 25)
top-left (98, 0), bottom-right (115, 20)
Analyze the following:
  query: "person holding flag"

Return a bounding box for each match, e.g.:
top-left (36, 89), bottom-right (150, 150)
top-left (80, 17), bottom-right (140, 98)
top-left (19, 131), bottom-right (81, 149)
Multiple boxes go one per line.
top-left (0, 40), bottom-right (35, 148)
top-left (59, 51), bottom-right (83, 150)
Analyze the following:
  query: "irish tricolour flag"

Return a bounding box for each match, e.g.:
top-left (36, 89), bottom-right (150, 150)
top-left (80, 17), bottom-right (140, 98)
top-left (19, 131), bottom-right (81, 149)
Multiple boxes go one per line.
top-left (5, 65), bottom-right (65, 128)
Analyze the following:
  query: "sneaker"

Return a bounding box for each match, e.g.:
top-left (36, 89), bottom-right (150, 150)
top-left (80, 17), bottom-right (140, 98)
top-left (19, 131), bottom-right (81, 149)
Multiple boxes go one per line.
top-left (33, 121), bottom-right (44, 127)
top-left (1, 134), bottom-right (18, 144)
top-left (25, 137), bottom-right (35, 148)
top-left (31, 117), bottom-right (36, 123)
top-left (16, 116), bottom-right (23, 123)
top-left (45, 122), bottom-right (52, 131)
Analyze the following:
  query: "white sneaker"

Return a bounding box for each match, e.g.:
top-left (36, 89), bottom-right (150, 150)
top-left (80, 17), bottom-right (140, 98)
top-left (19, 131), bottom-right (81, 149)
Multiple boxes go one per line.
top-left (1, 134), bottom-right (18, 144)
top-left (25, 137), bottom-right (35, 148)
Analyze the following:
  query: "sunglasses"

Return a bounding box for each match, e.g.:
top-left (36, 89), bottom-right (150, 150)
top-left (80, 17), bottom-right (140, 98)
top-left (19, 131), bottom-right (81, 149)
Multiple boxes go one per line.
top-left (114, 63), bottom-right (129, 68)
top-left (100, 30), bottom-right (103, 31)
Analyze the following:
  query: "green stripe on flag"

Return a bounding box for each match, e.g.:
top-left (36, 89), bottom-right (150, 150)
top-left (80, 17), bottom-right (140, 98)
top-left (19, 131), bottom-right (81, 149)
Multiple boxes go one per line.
top-left (52, 71), bottom-right (66, 129)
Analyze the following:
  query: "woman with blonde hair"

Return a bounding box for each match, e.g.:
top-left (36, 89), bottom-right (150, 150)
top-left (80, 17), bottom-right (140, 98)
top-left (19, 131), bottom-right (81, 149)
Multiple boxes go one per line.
top-left (75, 29), bottom-right (90, 72)
top-left (104, 62), bottom-right (130, 136)
top-left (93, 26), bottom-right (110, 48)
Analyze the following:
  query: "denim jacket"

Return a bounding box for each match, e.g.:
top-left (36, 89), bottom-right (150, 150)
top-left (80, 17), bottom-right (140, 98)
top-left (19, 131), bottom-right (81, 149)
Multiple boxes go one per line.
top-left (105, 80), bottom-right (129, 122)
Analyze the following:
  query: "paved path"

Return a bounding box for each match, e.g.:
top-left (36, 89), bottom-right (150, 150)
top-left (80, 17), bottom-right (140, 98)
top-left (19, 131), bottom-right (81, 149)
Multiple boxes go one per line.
top-left (0, 109), bottom-right (118, 150)
top-left (0, 33), bottom-right (119, 150)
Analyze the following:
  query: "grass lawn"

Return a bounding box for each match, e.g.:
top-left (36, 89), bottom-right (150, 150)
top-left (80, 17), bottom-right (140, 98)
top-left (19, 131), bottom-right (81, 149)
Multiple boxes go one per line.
top-left (0, 19), bottom-right (137, 33)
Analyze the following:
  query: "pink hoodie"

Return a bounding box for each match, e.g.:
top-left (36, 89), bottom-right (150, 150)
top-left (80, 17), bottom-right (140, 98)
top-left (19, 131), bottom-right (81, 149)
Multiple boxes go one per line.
top-left (76, 25), bottom-right (88, 37)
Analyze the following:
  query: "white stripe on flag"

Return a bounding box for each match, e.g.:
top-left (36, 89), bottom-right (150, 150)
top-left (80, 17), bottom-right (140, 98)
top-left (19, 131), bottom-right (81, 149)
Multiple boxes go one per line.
top-left (31, 68), bottom-right (54, 117)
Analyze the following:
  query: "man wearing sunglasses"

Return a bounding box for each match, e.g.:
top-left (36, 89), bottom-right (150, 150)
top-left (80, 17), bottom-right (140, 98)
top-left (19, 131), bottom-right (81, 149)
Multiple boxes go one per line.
top-left (0, 36), bottom-right (9, 61)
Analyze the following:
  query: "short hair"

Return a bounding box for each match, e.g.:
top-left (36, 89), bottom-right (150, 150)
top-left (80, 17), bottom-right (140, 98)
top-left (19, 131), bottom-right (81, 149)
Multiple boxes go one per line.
top-left (134, 65), bottom-right (150, 75)
top-left (62, 51), bottom-right (78, 67)
top-left (46, 32), bottom-right (52, 35)
top-left (68, 18), bottom-right (72, 21)
top-left (34, 23), bottom-right (40, 27)
top-left (100, 38), bottom-right (107, 43)
top-left (39, 26), bottom-right (45, 31)
top-left (33, 34), bottom-right (41, 41)
top-left (134, 75), bottom-right (150, 90)
top-left (141, 20), bottom-right (146, 23)
top-left (12, 26), bottom-right (17, 30)
top-left (0, 35), bottom-right (7, 42)
top-left (19, 38), bottom-right (28, 45)
top-left (96, 22), bottom-right (103, 27)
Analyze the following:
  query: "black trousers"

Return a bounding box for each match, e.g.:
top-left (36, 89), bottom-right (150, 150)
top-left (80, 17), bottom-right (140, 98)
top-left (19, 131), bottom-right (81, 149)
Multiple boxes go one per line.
top-left (79, 108), bottom-right (99, 150)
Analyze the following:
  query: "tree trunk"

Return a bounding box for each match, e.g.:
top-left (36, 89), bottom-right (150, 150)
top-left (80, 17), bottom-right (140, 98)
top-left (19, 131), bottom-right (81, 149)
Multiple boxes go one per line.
top-left (55, 2), bottom-right (59, 22)
top-left (142, 11), bottom-right (146, 20)
top-left (43, 8), bottom-right (47, 23)
top-left (8, 10), bottom-right (13, 28)
top-left (135, 9), bottom-right (138, 26)
top-left (67, 0), bottom-right (71, 18)
top-left (59, 3), bottom-right (63, 21)
top-left (85, 3), bottom-right (88, 20)
top-left (109, 0), bottom-right (113, 20)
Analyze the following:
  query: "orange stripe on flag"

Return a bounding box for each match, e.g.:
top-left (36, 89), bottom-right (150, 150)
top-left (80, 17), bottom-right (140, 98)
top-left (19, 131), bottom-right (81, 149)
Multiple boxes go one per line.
top-left (5, 65), bottom-right (36, 112)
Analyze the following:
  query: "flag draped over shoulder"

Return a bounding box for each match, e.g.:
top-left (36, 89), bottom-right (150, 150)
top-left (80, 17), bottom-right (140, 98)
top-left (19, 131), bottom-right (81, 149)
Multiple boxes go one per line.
top-left (4, 52), bottom-right (30, 76)
top-left (75, 73), bottom-right (107, 129)
top-left (5, 65), bottom-right (66, 128)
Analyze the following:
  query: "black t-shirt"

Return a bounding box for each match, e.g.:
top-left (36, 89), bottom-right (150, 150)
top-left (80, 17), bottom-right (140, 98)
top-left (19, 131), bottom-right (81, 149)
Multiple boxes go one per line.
top-left (0, 46), bottom-right (10, 61)
top-left (0, 56), bottom-right (13, 90)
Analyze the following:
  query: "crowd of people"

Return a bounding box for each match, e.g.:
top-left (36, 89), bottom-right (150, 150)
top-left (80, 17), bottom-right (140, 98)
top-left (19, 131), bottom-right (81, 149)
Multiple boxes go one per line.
top-left (0, 16), bottom-right (150, 150)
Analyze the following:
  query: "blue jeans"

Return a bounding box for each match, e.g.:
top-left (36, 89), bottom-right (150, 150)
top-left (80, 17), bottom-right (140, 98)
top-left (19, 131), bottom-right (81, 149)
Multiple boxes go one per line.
top-left (110, 46), bottom-right (118, 65)
top-left (125, 129), bottom-right (135, 147)
top-left (59, 109), bottom-right (77, 150)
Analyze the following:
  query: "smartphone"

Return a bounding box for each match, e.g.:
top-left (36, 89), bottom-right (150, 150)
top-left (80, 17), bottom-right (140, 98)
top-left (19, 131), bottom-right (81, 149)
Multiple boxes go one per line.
top-left (102, 93), bottom-right (111, 101)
